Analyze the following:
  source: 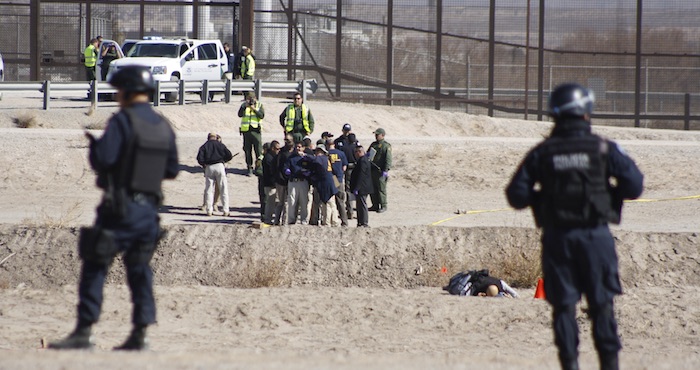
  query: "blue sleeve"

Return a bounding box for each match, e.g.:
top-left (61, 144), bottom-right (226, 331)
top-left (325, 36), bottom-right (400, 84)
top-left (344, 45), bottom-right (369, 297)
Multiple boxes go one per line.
top-left (165, 131), bottom-right (179, 179)
top-left (340, 151), bottom-right (348, 166)
top-left (607, 141), bottom-right (643, 200)
top-left (89, 114), bottom-right (127, 173)
top-left (505, 149), bottom-right (539, 210)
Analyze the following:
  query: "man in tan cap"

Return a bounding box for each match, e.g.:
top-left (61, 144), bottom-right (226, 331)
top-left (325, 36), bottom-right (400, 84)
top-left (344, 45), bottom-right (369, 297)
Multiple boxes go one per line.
top-left (368, 127), bottom-right (392, 213)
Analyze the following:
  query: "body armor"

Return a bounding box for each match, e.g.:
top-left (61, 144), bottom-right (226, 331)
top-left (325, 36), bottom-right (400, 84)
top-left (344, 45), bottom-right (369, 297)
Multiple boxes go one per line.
top-left (122, 108), bottom-right (174, 195)
top-left (534, 135), bottom-right (619, 228)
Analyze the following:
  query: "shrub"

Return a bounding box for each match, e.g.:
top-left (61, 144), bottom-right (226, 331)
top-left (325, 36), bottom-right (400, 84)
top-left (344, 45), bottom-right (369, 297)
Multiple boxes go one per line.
top-left (13, 113), bottom-right (39, 128)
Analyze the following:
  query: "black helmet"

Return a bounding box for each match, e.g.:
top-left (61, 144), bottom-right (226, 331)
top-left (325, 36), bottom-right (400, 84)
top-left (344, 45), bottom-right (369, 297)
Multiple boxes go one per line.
top-left (109, 65), bottom-right (155, 94)
top-left (548, 83), bottom-right (595, 119)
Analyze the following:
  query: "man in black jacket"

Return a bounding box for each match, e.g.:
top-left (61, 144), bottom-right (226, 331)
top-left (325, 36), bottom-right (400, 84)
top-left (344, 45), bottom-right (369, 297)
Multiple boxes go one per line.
top-left (273, 134), bottom-right (294, 225)
top-left (197, 132), bottom-right (234, 216)
top-left (349, 145), bottom-right (373, 227)
top-left (506, 83), bottom-right (644, 370)
top-left (261, 140), bottom-right (280, 224)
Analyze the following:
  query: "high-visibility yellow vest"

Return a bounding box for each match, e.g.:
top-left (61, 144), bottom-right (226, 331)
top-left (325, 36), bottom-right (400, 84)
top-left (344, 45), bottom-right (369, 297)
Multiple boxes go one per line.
top-left (84, 45), bottom-right (97, 67)
top-left (241, 54), bottom-right (256, 77)
top-left (240, 102), bottom-right (263, 132)
top-left (284, 104), bottom-right (310, 133)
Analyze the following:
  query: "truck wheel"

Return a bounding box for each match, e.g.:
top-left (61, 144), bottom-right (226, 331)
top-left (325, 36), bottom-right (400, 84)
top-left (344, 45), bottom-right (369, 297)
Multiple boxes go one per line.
top-left (165, 75), bottom-right (179, 102)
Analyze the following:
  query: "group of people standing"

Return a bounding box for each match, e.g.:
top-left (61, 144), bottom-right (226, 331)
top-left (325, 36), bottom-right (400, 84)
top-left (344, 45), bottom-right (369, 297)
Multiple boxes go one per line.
top-left (196, 91), bottom-right (393, 228)
top-left (48, 64), bottom-right (644, 370)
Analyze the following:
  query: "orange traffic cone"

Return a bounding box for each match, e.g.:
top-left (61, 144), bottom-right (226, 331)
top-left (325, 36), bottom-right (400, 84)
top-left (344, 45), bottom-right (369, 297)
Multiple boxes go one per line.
top-left (534, 278), bottom-right (546, 299)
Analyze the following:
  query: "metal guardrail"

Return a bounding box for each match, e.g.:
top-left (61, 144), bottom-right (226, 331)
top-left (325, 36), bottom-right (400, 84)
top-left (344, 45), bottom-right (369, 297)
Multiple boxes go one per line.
top-left (0, 79), bottom-right (317, 110)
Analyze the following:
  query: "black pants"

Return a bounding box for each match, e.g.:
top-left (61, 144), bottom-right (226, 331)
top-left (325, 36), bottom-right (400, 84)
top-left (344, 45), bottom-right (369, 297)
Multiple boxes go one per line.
top-left (542, 225), bottom-right (622, 360)
top-left (356, 194), bottom-right (369, 226)
top-left (77, 200), bottom-right (159, 327)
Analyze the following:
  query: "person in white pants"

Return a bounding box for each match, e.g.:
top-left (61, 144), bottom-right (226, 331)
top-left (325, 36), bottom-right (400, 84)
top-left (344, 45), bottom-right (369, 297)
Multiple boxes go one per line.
top-left (197, 133), bottom-right (234, 216)
top-left (204, 162), bottom-right (230, 216)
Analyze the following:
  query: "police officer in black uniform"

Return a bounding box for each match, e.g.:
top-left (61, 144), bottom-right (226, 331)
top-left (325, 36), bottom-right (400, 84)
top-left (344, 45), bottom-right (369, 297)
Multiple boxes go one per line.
top-left (506, 83), bottom-right (643, 370)
top-left (49, 66), bottom-right (179, 351)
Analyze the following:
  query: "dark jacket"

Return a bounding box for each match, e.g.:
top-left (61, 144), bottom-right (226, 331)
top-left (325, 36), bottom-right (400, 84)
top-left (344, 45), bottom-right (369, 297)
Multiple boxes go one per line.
top-left (284, 152), bottom-right (310, 181)
top-left (262, 151), bottom-right (277, 187)
top-left (197, 139), bottom-right (233, 166)
top-left (90, 103), bottom-right (179, 190)
top-left (506, 119), bottom-right (644, 227)
top-left (275, 145), bottom-right (294, 185)
top-left (308, 155), bottom-right (338, 203)
top-left (334, 135), bottom-right (356, 164)
top-left (350, 155), bottom-right (373, 196)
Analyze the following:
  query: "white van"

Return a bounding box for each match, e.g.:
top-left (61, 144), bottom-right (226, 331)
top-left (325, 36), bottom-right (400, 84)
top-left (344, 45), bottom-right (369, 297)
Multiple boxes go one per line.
top-left (105, 38), bottom-right (229, 102)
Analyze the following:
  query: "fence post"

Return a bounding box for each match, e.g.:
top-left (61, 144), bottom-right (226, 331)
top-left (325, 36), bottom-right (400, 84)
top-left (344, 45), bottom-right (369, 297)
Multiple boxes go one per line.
top-left (178, 79), bottom-right (185, 105)
top-left (201, 80), bottom-right (209, 105)
top-left (153, 80), bottom-right (160, 107)
top-left (43, 81), bottom-right (50, 110)
top-left (224, 78), bottom-right (232, 104)
top-left (90, 80), bottom-right (98, 107)
top-left (684, 93), bottom-right (690, 131)
top-left (254, 79), bottom-right (261, 101)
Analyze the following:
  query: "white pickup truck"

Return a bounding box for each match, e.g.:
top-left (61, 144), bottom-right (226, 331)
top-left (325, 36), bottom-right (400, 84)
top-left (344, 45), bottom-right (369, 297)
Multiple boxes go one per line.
top-left (100, 38), bottom-right (229, 102)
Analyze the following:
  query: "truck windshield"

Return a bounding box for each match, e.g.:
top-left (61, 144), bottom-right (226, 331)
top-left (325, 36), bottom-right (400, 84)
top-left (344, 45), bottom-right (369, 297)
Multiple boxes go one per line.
top-left (128, 43), bottom-right (181, 58)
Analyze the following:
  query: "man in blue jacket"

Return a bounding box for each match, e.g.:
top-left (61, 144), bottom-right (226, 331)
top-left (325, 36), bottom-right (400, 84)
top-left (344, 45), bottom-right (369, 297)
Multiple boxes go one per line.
top-left (506, 83), bottom-right (644, 370)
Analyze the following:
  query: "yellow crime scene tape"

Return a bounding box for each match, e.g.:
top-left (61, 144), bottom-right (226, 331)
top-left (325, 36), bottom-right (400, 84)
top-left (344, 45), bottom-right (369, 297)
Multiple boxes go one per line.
top-left (429, 194), bottom-right (700, 226)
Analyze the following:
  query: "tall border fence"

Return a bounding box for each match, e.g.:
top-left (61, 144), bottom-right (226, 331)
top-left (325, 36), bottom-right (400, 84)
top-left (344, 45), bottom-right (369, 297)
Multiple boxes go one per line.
top-left (1, 0), bottom-right (699, 129)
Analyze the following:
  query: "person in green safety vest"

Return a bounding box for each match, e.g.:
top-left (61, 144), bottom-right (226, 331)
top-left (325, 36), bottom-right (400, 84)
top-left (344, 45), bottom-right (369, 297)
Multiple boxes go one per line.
top-left (240, 47), bottom-right (256, 80)
top-left (238, 92), bottom-right (265, 176)
top-left (84, 38), bottom-right (100, 81)
top-left (279, 92), bottom-right (315, 144)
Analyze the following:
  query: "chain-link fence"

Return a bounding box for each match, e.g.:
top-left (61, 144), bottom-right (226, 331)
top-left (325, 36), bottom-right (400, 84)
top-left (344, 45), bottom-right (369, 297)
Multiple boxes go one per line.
top-left (264, 0), bottom-right (700, 129)
top-left (1, 0), bottom-right (698, 128)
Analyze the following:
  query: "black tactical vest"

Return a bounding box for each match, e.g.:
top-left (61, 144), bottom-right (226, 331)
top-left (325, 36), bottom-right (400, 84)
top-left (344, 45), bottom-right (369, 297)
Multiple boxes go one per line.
top-left (121, 108), bottom-right (173, 195)
top-left (534, 135), bottom-right (619, 228)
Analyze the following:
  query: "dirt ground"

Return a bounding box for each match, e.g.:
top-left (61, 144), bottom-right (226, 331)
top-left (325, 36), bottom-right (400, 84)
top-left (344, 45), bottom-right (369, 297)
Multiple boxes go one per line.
top-left (0, 92), bottom-right (699, 369)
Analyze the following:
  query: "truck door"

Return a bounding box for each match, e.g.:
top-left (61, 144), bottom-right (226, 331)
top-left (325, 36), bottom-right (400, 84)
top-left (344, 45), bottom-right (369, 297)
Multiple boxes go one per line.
top-left (96, 39), bottom-right (124, 82)
top-left (186, 43), bottom-right (223, 81)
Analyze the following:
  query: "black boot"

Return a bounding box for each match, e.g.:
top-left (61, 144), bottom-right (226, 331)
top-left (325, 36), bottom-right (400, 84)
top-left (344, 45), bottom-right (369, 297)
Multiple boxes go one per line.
top-left (599, 352), bottom-right (619, 370)
top-left (558, 355), bottom-right (579, 370)
top-left (48, 325), bottom-right (93, 350)
top-left (114, 325), bottom-right (149, 351)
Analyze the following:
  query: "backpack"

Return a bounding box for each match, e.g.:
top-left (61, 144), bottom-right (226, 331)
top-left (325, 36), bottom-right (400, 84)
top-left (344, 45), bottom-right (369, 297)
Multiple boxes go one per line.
top-left (443, 269), bottom-right (490, 296)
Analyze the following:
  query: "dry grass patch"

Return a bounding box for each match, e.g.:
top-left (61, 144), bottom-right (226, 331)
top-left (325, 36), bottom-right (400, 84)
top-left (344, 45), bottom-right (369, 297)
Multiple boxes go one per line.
top-left (20, 201), bottom-right (83, 229)
top-left (237, 258), bottom-right (288, 288)
top-left (13, 113), bottom-right (40, 128)
top-left (426, 143), bottom-right (444, 160)
top-left (84, 121), bottom-right (106, 130)
top-left (489, 231), bottom-right (542, 288)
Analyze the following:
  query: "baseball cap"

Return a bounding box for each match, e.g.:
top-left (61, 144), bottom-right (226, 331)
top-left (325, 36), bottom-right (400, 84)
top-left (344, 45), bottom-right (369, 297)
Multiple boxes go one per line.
top-left (342, 123), bottom-right (352, 131)
top-left (316, 139), bottom-right (325, 145)
top-left (322, 131), bottom-right (334, 138)
top-left (303, 135), bottom-right (311, 142)
top-left (374, 128), bottom-right (386, 135)
top-left (315, 144), bottom-right (328, 154)
top-left (348, 133), bottom-right (357, 143)
top-left (241, 45), bottom-right (248, 50)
